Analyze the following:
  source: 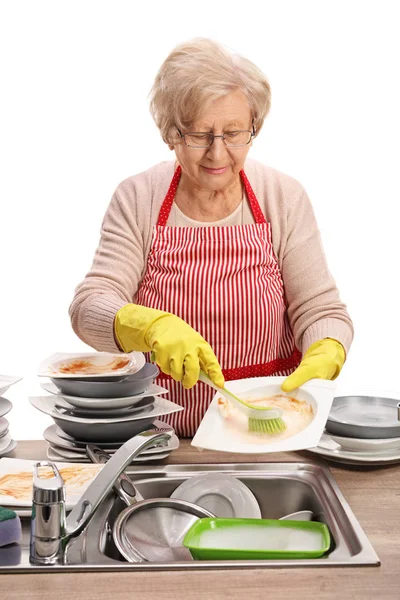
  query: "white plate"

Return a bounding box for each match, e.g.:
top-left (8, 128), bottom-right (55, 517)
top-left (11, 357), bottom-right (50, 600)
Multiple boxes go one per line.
top-left (307, 433), bottom-right (400, 465)
top-left (171, 473), bottom-right (261, 518)
top-left (0, 398), bottom-right (13, 418)
top-left (0, 434), bottom-right (13, 454)
top-left (29, 395), bottom-right (182, 424)
top-left (192, 377), bottom-right (336, 454)
top-left (40, 381), bottom-right (168, 409)
top-left (38, 351), bottom-right (145, 379)
top-left (0, 458), bottom-right (103, 507)
top-left (0, 375), bottom-right (23, 396)
top-left (330, 432), bottom-right (400, 452)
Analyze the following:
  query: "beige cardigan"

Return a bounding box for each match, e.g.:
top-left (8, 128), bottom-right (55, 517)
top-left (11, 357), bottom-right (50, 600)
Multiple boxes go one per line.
top-left (69, 158), bottom-right (354, 356)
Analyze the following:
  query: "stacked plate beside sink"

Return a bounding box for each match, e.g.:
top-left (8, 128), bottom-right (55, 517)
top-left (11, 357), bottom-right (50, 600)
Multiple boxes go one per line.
top-left (31, 352), bottom-right (183, 462)
top-left (307, 394), bottom-right (400, 465)
top-left (0, 375), bottom-right (23, 456)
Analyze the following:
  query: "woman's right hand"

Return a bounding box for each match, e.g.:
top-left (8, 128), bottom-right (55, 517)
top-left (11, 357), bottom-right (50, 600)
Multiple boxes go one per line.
top-left (114, 304), bottom-right (224, 389)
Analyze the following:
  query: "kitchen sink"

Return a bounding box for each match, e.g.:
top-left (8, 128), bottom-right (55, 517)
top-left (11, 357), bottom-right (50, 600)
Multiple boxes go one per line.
top-left (0, 462), bottom-right (380, 572)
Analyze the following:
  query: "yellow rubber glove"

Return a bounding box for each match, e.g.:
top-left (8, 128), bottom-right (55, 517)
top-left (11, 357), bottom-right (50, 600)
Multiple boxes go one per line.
top-left (281, 338), bottom-right (346, 392)
top-left (114, 304), bottom-right (224, 390)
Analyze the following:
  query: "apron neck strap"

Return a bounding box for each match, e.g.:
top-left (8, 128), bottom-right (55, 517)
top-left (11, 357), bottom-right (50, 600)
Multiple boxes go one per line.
top-left (156, 164), bottom-right (267, 226)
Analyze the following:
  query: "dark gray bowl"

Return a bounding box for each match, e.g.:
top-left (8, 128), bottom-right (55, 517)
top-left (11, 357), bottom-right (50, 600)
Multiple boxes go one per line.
top-left (53, 414), bottom-right (156, 443)
top-left (326, 395), bottom-right (400, 439)
top-left (50, 363), bottom-right (159, 398)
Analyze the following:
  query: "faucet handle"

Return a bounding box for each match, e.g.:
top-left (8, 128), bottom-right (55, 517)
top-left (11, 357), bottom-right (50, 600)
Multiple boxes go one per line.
top-left (32, 461), bottom-right (66, 504)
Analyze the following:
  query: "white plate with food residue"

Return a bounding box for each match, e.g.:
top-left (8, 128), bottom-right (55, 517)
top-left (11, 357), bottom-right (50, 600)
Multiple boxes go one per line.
top-left (192, 376), bottom-right (336, 454)
top-left (0, 458), bottom-right (103, 508)
top-left (37, 352), bottom-right (145, 379)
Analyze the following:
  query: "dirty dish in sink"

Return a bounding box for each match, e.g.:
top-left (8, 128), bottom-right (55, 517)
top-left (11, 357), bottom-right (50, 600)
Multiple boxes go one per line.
top-left (183, 518), bottom-right (331, 560)
top-left (113, 499), bottom-right (215, 562)
top-left (192, 377), bottom-right (336, 454)
top-left (48, 363), bottom-right (159, 398)
top-left (170, 473), bottom-right (261, 518)
top-left (279, 510), bottom-right (314, 521)
top-left (326, 396), bottom-right (400, 439)
top-left (38, 351), bottom-right (145, 379)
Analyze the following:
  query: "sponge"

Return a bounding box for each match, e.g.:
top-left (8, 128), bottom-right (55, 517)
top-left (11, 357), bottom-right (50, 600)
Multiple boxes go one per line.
top-left (0, 506), bottom-right (22, 547)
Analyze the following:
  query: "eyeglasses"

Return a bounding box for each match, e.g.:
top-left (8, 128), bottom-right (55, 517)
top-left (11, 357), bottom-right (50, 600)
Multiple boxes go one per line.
top-left (177, 127), bottom-right (255, 148)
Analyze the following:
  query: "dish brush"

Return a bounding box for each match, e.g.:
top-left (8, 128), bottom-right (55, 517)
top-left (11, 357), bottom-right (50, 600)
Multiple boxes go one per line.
top-left (199, 371), bottom-right (286, 435)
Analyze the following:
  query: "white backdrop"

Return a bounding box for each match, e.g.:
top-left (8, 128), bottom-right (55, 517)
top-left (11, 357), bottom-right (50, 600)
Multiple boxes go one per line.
top-left (1, 1), bottom-right (399, 440)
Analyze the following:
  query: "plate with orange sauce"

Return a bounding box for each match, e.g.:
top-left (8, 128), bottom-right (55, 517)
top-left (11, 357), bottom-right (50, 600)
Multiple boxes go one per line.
top-left (37, 351), bottom-right (145, 379)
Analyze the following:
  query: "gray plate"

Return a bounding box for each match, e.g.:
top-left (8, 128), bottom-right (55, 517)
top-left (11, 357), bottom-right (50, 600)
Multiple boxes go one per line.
top-left (46, 445), bottom-right (172, 463)
top-left (326, 395), bottom-right (400, 439)
top-left (29, 392), bottom-right (182, 442)
top-left (53, 415), bottom-right (156, 443)
top-left (43, 422), bottom-right (174, 451)
top-left (0, 398), bottom-right (12, 419)
top-left (41, 381), bottom-right (167, 410)
top-left (307, 438), bottom-right (400, 465)
top-left (0, 439), bottom-right (17, 456)
top-left (50, 363), bottom-right (159, 397)
top-left (44, 425), bottom-right (125, 450)
top-left (54, 396), bottom-right (155, 418)
top-left (29, 395), bottom-right (181, 423)
top-left (0, 428), bottom-right (9, 440)
top-left (0, 417), bottom-right (9, 436)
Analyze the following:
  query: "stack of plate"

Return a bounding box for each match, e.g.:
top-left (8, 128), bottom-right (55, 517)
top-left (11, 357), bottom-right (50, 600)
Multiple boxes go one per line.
top-left (307, 395), bottom-right (400, 465)
top-left (0, 375), bottom-right (23, 456)
top-left (32, 351), bottom-right (183, 462)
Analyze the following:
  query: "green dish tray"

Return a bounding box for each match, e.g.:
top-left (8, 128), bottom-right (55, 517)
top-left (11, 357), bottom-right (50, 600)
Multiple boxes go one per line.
top-left (183, 518), bottom-right (331, 560)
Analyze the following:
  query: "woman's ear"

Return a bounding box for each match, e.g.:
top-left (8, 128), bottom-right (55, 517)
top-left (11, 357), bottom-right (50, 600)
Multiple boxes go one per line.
top-left (168, 144), bottom-right (175, 150)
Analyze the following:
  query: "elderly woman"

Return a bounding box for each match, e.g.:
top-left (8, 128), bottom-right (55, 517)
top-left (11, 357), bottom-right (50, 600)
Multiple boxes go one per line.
top-left (70, 38), bottom-right (353, 437)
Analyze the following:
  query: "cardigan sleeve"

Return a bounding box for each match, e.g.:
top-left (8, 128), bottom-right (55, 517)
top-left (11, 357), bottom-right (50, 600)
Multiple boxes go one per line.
top-left (69, 180), bottom-right (146, 352)
top-left (281, 188), bottom-right (354, 355)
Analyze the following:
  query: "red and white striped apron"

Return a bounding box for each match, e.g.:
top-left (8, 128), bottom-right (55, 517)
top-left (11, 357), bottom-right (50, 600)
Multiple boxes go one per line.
top-left (135, 166), bottom-right (301, 437)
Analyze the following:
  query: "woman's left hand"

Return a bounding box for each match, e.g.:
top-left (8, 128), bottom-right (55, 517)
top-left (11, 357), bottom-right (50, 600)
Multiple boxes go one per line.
top-left (281, 338), bottom-right (346, 392)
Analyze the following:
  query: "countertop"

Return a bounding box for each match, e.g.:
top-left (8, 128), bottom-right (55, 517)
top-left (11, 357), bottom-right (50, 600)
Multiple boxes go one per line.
top-left (2, 440), bottom-right (399, 600)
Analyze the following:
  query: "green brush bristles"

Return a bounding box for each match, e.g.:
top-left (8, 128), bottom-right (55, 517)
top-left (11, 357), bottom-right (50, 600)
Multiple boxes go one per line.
top-left (248, 415), bottom-right (286, 435)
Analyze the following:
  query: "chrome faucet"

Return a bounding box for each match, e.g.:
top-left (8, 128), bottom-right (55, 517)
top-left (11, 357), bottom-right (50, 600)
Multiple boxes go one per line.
top-left (29, 431), bottom-right (170, 565)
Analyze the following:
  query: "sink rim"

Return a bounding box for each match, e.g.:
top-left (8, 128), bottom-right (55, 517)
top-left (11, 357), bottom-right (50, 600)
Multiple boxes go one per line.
top-left (0, 462), bottom-right (380, 572)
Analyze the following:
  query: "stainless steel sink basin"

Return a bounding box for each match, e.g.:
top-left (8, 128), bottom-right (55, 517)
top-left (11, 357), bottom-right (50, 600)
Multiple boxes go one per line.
top-left (0, 462), bottom-right (380, 572)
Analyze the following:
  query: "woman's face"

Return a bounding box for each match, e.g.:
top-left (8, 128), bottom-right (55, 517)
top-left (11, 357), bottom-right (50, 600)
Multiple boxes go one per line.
top-left (170, 90), bottom-right (253, 192)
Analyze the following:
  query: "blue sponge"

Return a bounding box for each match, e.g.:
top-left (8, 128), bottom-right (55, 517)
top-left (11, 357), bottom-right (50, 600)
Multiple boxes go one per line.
top-left (0, 506), bottom-right (22, 547)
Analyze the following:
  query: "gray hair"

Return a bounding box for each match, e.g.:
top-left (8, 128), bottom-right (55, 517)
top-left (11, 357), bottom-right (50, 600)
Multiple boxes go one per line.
top-left (149, 38), bottom-right (271, 144)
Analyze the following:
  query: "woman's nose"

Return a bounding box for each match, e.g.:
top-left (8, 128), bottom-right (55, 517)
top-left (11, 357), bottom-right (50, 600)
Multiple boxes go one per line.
top-left (206, 137), bottom-right (228, 161)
